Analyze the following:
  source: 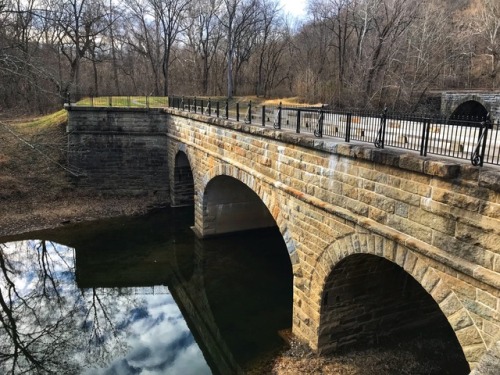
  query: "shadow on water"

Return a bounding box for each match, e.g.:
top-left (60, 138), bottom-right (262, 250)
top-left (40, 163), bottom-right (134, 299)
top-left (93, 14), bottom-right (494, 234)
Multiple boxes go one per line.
top-left (0, 207), bottom-right (293, 374)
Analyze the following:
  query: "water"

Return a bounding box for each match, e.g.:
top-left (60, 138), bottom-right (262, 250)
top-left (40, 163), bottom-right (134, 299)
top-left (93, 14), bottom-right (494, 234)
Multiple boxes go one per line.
top-left (0, 207), bottom-right (293, 375)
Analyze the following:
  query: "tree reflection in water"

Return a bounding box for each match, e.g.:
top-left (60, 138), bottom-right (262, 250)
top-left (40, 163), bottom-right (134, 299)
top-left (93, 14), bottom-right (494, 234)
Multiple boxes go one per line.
top-left (0, 240), bottom-right (133, 374)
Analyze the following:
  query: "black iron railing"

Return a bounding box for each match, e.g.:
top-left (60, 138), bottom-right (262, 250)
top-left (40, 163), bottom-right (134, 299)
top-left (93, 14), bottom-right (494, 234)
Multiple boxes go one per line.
top-left (168, 95), bottom-right (500, 166)
top-left (73, 95), bottom-right (169, 108)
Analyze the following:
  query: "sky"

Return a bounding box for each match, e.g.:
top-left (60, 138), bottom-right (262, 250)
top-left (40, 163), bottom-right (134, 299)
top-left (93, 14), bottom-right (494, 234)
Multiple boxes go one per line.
top-left (279, 0), bottom-right (307, 18)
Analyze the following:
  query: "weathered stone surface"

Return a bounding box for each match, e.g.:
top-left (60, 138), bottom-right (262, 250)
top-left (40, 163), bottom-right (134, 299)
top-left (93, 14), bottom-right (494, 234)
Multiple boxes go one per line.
top-left (424, 159), bottom-right (460, 178)
top-left (398, 153), bottom-right (424, 172)
top-left (67, 107), bottom-right (169, 199)
top-left (471, 341), bottom-right (500, 375)
top-left (480, 171), bottom-right (500, 191)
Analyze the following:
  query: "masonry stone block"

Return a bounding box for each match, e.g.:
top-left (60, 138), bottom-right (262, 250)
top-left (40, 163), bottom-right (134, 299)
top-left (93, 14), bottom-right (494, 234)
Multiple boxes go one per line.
top-left (457, 325), bottom-right (486, 347)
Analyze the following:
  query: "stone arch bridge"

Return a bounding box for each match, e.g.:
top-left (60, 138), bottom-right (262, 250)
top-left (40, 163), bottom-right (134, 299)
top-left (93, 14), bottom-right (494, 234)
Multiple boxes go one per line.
top-left (67, 106), bottom-right (500, 373)
top-left (441, 91), bottom-right (500, 122)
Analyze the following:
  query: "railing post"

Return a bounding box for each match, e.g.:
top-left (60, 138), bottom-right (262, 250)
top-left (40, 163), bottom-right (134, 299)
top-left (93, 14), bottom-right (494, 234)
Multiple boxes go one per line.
top-left (420, 118), bottom-right (431, 156)
top-left (472, 115), bottom-right (491, 166)
top-left (374, 107), bottom-right (387, 148)
top-left (208, 98), bottom-right (211, 115)
top-left (236, 103), bottom-right (240, 121)
top-left (314, 106), bottom-right (324, 137)
top-left (262, 105), bottom-right (266, 127)
top-left (248, 101), bottom-right (252, 124)
top-left (480, 117), bottom-right (490, 166)
top-left (345, 113), bottom-right (352, 142)
top-left (225, 100), bottom-right (229, 119)
top-left (296, 109), bottom-right (301, 133)
top-left (194, 97), bottom-right (197, 113)
top-left (276, 102), bottom-right (282, 129)
top-left (200, 99), bottom-right (204, 114)
top-left (216, 101), bottom-right (220, 117)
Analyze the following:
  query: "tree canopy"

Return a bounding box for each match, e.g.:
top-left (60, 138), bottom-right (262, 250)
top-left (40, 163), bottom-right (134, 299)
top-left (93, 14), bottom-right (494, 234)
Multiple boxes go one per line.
top-left (0, 0), bottom-right (497, 113)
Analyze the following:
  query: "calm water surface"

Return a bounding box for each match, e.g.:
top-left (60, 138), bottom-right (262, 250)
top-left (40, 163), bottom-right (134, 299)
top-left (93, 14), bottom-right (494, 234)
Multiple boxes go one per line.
top-left (0, 207), bottom-right (292, 374)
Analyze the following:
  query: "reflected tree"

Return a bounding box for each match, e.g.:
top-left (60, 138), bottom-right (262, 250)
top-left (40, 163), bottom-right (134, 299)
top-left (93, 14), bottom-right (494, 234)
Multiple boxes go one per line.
top-left (0, 241), bottom-right (135, 374)
top-left (0, 241), bottom-right (80, 374)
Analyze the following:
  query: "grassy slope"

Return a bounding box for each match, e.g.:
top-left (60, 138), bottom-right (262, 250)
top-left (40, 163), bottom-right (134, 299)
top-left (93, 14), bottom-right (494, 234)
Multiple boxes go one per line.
top-left (0, 109), bottom-right (70, 200)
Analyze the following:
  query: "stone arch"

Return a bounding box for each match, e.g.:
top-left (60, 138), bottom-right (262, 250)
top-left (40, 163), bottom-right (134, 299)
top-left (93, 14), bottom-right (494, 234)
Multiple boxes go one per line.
top-left (450, 96), bottom-right (491, 119)
top-left (172, 150), bottom-right (195, 206)
top-left (308, 232), bottom-right (487, 368)
top-left (169, 142), bottom-right (196, 207)
top-left (199, 162), bottom-right (297, 262)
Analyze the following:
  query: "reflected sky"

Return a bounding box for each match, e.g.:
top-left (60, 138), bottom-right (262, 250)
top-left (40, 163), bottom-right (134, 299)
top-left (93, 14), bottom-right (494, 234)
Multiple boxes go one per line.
top-left (0, 240), bottom-right (211, 375)
top-left (84, 293), bottom-right (211, 375)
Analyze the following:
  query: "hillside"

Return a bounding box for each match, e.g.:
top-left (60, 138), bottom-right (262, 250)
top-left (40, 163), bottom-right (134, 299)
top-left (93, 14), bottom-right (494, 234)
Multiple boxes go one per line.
top-left (0, 109), bottom-right (164, 237)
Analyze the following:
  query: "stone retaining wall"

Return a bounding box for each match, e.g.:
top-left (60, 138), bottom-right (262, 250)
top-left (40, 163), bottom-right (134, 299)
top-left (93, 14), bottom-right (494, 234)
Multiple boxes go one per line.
top-left (66, 106), bottom-right (169, 200)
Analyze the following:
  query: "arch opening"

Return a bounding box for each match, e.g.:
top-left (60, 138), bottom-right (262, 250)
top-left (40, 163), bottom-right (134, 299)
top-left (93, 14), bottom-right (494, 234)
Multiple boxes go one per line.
top-left (451, 100), bottom-right (489, 119)
top-left (319, 254), bottom-right (469, 374)
top-left (203, 175), bottom-right (276, 236)
top-left (172, 151), bottom-right (194, 207)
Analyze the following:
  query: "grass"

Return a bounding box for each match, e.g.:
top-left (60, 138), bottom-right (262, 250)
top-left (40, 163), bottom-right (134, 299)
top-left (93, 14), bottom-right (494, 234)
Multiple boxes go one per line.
top-left (73, 95), bottom-right (317, 110)
top-left (76, 96), bottom-right (169, 108)
top-left (7, 109), bottom-right (68, 133)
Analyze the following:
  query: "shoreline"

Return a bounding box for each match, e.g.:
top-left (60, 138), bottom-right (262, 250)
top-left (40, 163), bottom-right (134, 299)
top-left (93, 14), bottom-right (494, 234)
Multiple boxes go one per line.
top-left (0, 194), bottom-right (166, 239)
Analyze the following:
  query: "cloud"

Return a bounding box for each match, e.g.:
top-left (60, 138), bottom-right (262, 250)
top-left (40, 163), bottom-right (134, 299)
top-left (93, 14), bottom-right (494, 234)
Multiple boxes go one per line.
top-left (84, 293), bottom-right (211, 375)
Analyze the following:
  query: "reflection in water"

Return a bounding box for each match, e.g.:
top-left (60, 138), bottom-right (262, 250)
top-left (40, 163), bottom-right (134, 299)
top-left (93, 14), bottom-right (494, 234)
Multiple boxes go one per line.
top-left (0, 240), bottom-right (210, 375)
top-left (0, 208), bottom-right (293, 374)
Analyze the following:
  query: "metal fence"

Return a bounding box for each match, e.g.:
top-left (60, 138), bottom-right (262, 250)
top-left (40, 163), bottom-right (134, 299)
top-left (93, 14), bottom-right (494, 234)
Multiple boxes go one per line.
top-left (168, 96), bottom-right (500, 167)
top-left (74, 95), bottom-right (169, 108)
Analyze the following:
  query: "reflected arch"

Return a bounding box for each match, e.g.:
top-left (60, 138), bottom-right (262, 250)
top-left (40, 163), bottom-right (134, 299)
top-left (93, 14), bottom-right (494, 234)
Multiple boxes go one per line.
top-left (201, 227), bottom-right (294, 370)
top-left (172, 150), bottom-right (194, 207)
top-left (308, 233), bottom-right (485, 370)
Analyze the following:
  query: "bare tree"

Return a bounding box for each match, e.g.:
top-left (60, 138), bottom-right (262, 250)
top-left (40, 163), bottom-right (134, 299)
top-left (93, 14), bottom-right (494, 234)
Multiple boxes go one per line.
top-left (219, 0), bottom-right (259, 98)
top-left (186, 0), bottom-right (223, 95)
top-left (148, 0), bottom-right (191, 96)
top-left (125, 0), bottom-right (163, 95)
top-left (471, 0), bottom-right (500, 88)
top-left (49, 0), bottom-right (110, 100)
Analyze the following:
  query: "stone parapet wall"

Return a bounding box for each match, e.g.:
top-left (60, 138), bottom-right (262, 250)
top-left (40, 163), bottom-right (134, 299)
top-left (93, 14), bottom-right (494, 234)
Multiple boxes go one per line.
top-left (165, 108), bottom-right (500, 371)
top-left (66, 106), bottom-right (169, 200)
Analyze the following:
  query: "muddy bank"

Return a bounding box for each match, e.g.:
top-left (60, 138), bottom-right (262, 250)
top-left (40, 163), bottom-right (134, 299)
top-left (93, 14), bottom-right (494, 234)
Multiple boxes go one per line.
top-left (0, 194), bottom-right (165, 238)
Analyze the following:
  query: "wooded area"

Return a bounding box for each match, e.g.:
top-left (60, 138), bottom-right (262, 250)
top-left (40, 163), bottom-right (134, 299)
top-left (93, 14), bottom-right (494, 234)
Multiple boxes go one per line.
top-left (0, 0), bottom-right (498, 114)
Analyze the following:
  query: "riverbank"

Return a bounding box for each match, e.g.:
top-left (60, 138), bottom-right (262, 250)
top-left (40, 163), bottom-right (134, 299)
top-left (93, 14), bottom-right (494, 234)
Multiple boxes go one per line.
top-left (0, 193), bottom-right (166, 238)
